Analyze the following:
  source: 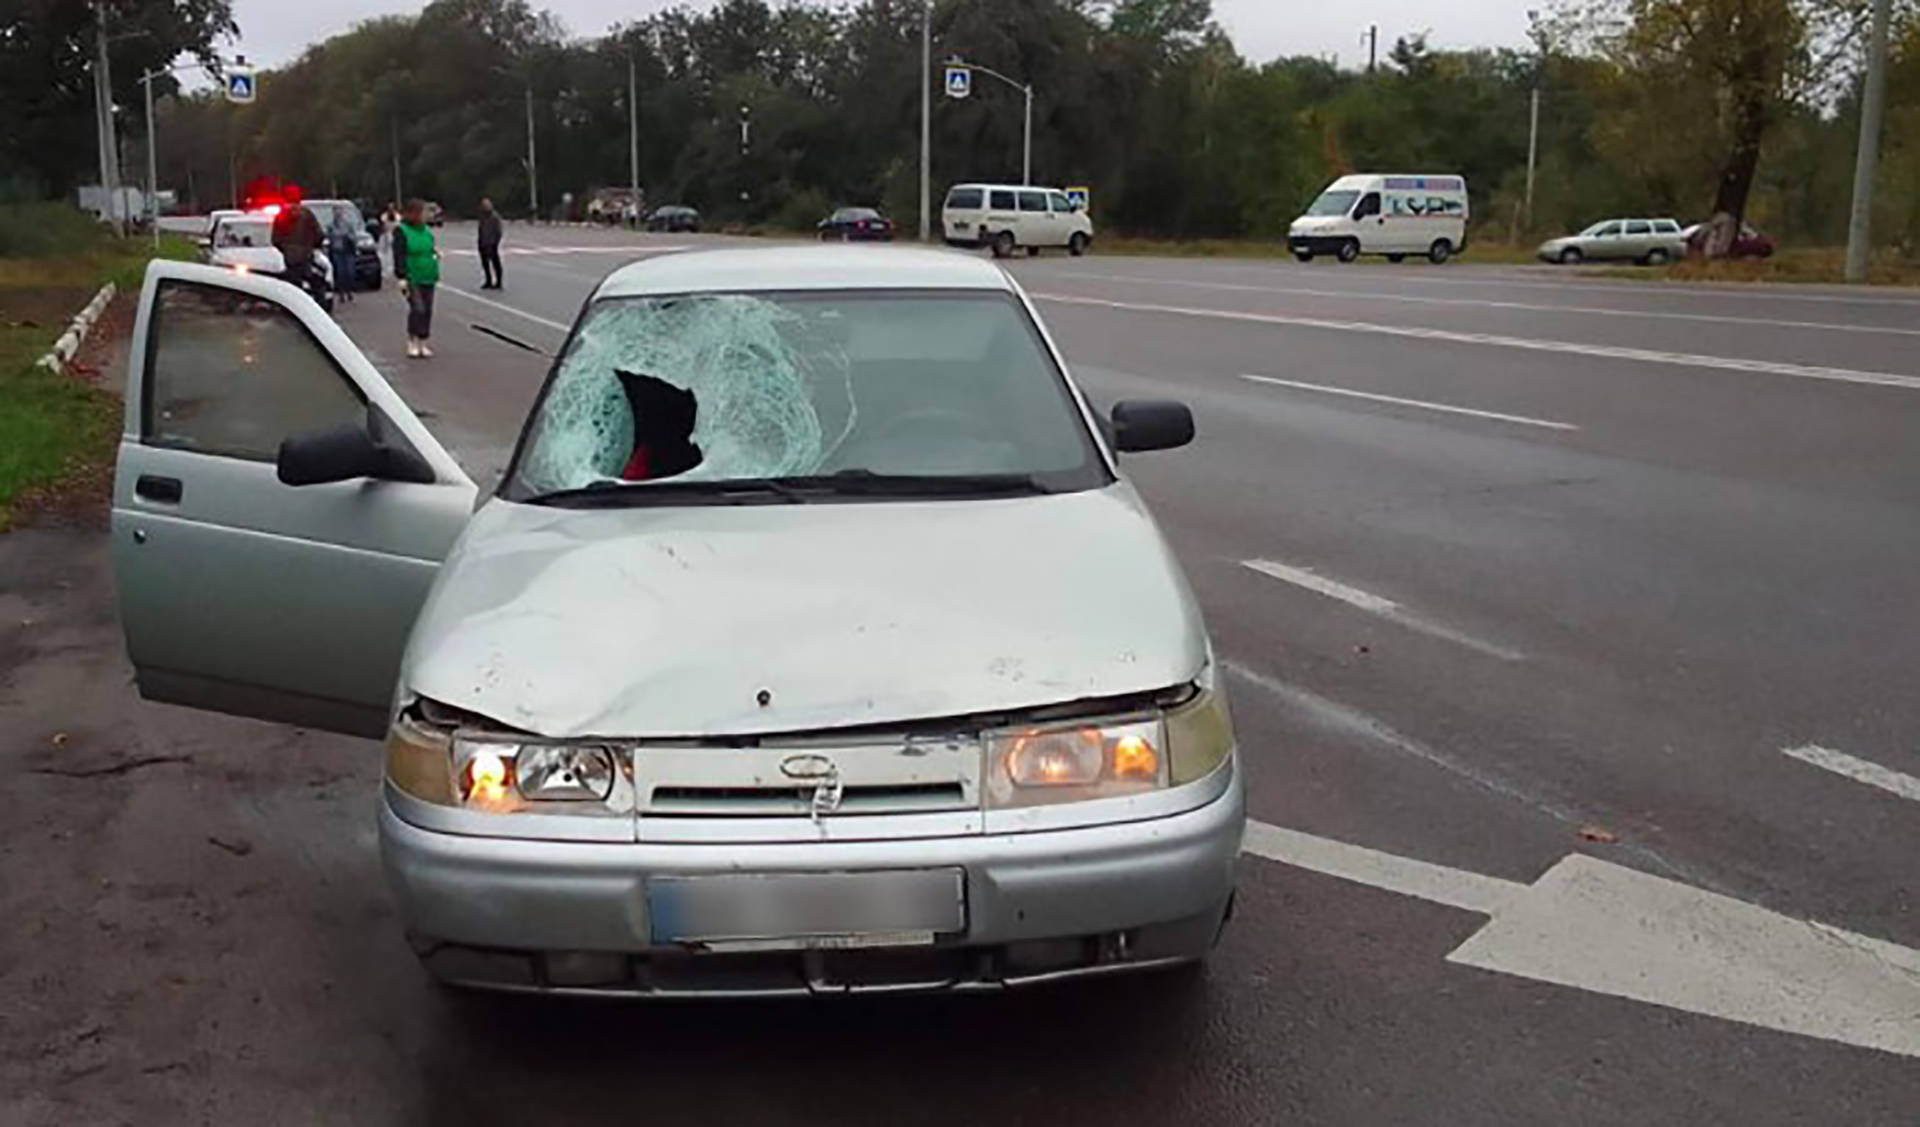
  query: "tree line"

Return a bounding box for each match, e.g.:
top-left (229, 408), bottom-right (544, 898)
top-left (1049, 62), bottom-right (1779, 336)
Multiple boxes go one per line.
top-left (9, 0), bottom-right (1919, 249)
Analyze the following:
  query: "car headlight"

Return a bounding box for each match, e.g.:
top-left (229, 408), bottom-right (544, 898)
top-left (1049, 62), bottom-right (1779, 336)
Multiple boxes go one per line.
top-left (384, 702), bottom-right (625, 813)
top-left (983, 684), bottom-right (1234, 808)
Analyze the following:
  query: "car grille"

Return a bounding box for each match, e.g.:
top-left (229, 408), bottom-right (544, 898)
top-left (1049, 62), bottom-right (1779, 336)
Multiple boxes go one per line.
top-left (631, 740), bottom-right (982, 819)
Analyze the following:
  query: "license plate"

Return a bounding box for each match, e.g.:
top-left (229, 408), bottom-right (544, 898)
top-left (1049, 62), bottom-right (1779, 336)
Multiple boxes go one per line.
top-left (648, 870), bottom-right (966, 951)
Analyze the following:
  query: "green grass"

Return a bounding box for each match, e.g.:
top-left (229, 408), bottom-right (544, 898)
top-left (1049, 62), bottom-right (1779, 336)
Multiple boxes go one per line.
top-left (1594, 247), bottom-right (1920, 287)
top-left (1086, 234), bottom-right (1542, 266)
top-left (0, 208), bottom-right (193, 529)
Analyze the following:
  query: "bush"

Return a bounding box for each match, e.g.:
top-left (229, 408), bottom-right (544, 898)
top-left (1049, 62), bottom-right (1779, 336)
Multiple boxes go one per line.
top-left (0, 202), bottom-right (113, 258)
top-left (766, 187), bottom-right (834, 235)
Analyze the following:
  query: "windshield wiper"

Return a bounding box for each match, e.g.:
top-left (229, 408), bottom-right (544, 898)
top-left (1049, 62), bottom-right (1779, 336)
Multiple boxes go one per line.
top-left (775, 470), bottom-right (1053, 497)
top-left (526, 471), bottom-right (1052, 508)
top-left (526, 478), bottom-right (811, 507)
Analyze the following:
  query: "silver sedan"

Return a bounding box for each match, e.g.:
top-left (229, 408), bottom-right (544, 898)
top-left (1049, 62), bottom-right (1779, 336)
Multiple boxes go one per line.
top-left (109, 249), bottom-right (1244, 997)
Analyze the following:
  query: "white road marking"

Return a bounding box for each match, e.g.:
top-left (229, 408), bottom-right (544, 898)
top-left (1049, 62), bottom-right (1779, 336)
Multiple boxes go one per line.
top-left (1239, 822), bottom-right (1920, 1059)
top-left (1781, 744), bottom-right (1920, 804)
top-left (438, 284), bottom-right (572, 333)
top-left (1240, 559), bottom-right (1525, 662)
top-left (1061, 270), bottom-right (1920, 338)
top-left (1034, 293), bottom-right (1920, 392)
top-left (1242, 373), bottom-right (1579, 431)
top-left (1242, 819), bottom-right (1523, 913)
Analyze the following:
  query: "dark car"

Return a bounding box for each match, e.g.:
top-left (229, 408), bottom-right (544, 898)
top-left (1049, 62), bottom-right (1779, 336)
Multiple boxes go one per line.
top-left (1682, 222), bottom-right (1775, 259)
top-left (818, 206), bottom-right (895, 242)
top-left (305, 198), bottom-right (383, 290)
top-left (646, 205), bottom-right (701, 233)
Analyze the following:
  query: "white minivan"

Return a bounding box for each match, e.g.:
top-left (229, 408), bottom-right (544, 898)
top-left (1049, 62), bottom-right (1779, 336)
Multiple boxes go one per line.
top-left (1287, 174), bottom-right (1469, 264)
top-left (944, 184), bottom-right (1095, 258)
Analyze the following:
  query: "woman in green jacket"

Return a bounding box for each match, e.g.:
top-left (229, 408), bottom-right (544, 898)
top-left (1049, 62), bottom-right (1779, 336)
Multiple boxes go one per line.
top-left (392, 198), bottom-right (442, 358)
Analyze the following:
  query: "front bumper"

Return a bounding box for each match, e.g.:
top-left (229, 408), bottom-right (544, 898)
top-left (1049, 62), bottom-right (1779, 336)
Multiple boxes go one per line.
top-left (379, 768), bottom-right (1244, 995)
top-left (1288, 234), bottom-right (1347, 255)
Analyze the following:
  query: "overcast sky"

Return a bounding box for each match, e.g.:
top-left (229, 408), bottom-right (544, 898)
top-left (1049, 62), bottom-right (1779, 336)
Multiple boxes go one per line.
top-left (213, 0), bottom-right (1536, 74)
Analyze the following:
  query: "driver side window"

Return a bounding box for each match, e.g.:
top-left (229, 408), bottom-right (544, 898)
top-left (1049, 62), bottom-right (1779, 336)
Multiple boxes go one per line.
top-left (1595, 222), bottom-right (1623, 237)
top-left (145, 280), bottom-right (365, 462)
top-left (1353, 192), bottom-right (1382, 219)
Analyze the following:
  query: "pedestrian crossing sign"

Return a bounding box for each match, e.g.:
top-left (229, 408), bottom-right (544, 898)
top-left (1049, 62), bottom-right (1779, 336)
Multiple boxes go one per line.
top-left (945, 65), bottom-right (971, 99)
top-left (225, 67), bottom-right (256, 104)
top-left (1065, 186), bottom-right (1090, 211)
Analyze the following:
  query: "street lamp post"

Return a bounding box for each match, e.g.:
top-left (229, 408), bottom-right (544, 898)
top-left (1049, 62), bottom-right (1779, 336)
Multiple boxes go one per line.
top-left (919, 0), bottom-right (930, 241)
top-left (947, 56), bottom-right (1033, 186)
top-left (140, 60), bottom-right (217, 249)
top-left (526, 84), bottom-right (540, 221)
top-left (628, 52), bottom-right (640, 221)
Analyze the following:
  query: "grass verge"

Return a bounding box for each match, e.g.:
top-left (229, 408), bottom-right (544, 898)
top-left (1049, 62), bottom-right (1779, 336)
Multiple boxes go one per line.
top-left (0, 210), bottom-right (196, 529)
top-left (1087, 235), bottom-right (1544, 267)
top-left (1596, 247), bottom-right (1920, 287)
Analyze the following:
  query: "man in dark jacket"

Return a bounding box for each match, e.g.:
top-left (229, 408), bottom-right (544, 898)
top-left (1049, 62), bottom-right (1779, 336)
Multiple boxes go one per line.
top-left (271, 184), bottom-right (324, 283)
top-left (477, 197), bottom-right (504, 290)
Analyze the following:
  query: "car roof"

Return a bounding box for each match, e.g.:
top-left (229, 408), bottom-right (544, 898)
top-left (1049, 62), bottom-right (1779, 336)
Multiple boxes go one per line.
top-left (947, 184), bottom-right (1065, 193)
top-left (596, 247), bottom-right (1011, 298)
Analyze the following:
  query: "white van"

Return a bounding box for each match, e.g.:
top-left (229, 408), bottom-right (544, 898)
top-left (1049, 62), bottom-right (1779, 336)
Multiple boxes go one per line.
top-left (1288, 174), bottom-right (1469, 264)
top-left (944, 183), bottom-right (1095, 258)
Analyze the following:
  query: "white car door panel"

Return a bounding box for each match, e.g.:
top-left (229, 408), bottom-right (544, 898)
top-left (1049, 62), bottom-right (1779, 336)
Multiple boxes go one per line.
top-left (113, 261), bottom-right (475, 739)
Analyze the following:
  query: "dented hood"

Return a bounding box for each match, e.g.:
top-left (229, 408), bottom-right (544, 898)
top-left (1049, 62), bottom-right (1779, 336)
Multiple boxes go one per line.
top-left (402, 485), bottom-right (1208, 738)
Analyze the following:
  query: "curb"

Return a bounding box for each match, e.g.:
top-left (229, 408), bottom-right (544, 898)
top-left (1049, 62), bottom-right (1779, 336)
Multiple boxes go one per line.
top-left (35, 282), bottom-right (118, 373)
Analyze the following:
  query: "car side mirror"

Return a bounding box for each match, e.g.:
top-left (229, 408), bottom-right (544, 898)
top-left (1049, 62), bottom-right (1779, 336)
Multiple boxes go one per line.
top-left (1110, 399), bottom-right (1194, 453)
top-left (277, 418), bottom-right (435, 487)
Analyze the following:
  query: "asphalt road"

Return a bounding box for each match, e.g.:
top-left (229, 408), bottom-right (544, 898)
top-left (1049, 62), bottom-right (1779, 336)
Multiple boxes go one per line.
top-left (5, 222), bottom-right (1919, 1124)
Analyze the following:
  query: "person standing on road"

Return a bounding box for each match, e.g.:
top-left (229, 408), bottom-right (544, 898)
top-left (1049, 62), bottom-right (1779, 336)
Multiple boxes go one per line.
top-left (392, 198), bottom-right (441, 359)
top-left (325, 210), bottom-right (357, 304)
top-left (271, 185), bottom-right (325, 296)
top-left (477, 197), bottom-right (505, 290)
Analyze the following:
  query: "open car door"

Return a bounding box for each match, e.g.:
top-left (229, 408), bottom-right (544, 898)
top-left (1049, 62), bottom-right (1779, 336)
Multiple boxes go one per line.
top-left (111, 260), bottom-right (476, 739)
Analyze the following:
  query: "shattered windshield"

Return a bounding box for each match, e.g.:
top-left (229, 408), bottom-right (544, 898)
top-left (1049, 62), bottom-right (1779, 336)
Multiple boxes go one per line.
top-left (503, 290), bottom-right (1109, 502)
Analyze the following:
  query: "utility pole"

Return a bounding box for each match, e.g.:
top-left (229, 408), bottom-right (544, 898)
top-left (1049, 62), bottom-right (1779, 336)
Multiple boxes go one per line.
top-left (1523, 87), bottom-right (1540, 233)
top-left (1366, 24), bottom-right (1378, 74)
top-left (947, 57), bottom-right (1032, 186)
top-left (525, 84), bottom-right (539, 221)
top-left (919, 0), bottom-right (931, 242)
top-left (628, 51), bottom-right (640, 217)
top-left (390, 116), bottom-right (403, 204)
top-left (143, 72), bottom-right (158, 248)
top-left (93, 2), bottom-right (125, 232)
top-left (1844, 0), bottom-right (1893, 283)
top-left (1515, 9), bottom-right (1546, 245)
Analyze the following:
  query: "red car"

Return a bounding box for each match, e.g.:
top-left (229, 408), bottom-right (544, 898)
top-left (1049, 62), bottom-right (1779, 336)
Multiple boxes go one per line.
top-left (1683, 222), bottom-right (1775, 258)
top-left (818, 206), bottom-right (895, 242)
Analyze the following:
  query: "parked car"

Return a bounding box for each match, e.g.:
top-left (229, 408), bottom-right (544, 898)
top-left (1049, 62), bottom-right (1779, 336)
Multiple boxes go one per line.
top-left (110, 250), bottom-right (1241, 996)
top-left (304, 198), bottom-right (383, 290)
top-left (943, 183), bottom-right (1094, 258)
top-left (1287, 174), bottom-right (1469, 264)
top-left (202, 215), bottom-right (334, 312)
top-left (1680, 222), bottom-right (1776, 259)
top-left (645, 205), bottom-right (701, 233)
top-left (818, 206), bottom-right (895, 242)
top-left (1536, 218), bottom-right (1686, 265)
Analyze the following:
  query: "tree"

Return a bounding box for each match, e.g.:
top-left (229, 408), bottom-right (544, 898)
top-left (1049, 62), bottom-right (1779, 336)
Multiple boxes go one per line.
top-left (0, 0), bottom-right (236, 197)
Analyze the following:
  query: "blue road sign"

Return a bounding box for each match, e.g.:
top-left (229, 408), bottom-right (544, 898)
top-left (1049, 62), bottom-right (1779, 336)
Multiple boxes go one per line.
top-left (944, 65), bottom-right (971, 100)
top-left (226, 68), bottom-right (256, 104)
top-left (1065, 186), bottom-right (1091, 211)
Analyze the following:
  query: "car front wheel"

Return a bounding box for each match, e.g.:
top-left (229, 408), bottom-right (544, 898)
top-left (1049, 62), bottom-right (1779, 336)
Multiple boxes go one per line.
top-left (990, 231), bottom-right (1015, 259)
top-left (1336, 239), bottom-right (1360, 263)
top-left (1558, 247), bottom-right (1584, 265)
top-left (1068, 233), bottom-right (1089, 257)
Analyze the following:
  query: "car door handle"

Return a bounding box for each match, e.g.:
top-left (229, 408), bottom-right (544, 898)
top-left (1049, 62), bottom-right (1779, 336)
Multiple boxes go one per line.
top-left (135, 474), bottom-right (183, 503)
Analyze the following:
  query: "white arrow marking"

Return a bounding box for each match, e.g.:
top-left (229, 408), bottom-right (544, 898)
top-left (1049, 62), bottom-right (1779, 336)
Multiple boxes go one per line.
top-left (1241, 819), bottom-right (1920, 1059)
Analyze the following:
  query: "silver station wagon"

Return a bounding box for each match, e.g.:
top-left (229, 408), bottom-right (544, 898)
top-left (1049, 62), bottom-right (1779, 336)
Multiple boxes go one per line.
top-left (111, 249), bottom-right (1245, 996)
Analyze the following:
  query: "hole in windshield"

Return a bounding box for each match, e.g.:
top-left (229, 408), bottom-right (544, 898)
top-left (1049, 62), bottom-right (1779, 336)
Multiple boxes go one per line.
top-left (504, 290), bottom-right (1110, 502)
